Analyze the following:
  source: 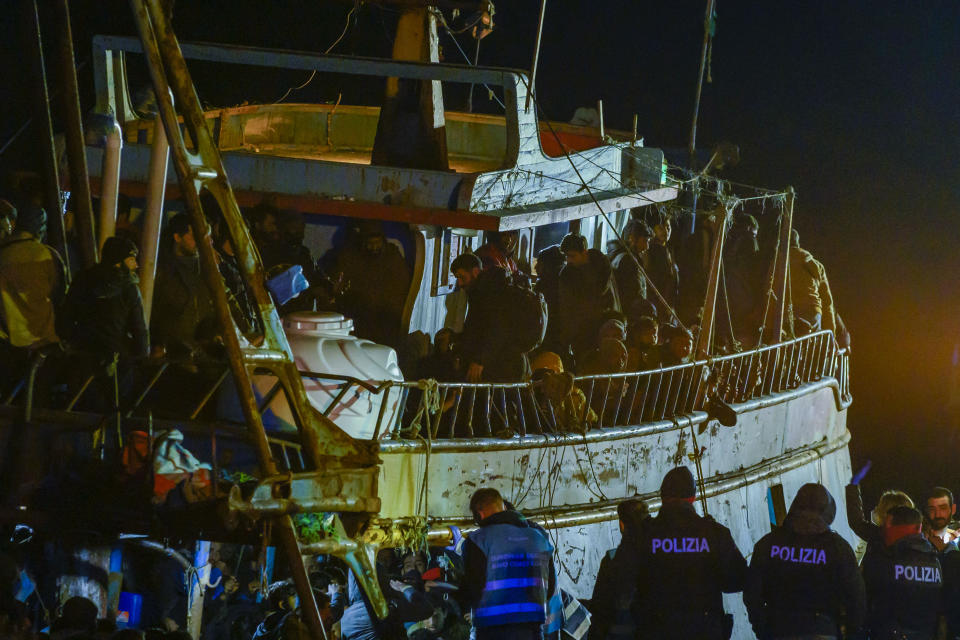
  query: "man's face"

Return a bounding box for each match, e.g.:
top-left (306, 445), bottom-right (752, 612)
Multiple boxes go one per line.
top-left (454, 267), bottom-right (480, 290)
top-left (258, 214), bottom-right (280, 243)
top-left (500, 231), bottom-right (519, 255)
top-left (174, 227), bottom-right (198, 256)
top-left (123, 255), bottom-right (138, 272)
top-left (629, 234), bottom-right (651, 254)
top-left (637, 327), bottom-right (657, 347)
top-left (654, 220), bottom-right (672, 244)
top-left (281, 217), bottom-right (305, 245)
top-left (670, 334), bottom-right (693, 359)
top-left (564, 249), bottom-right (589, 267)
top-left (362, 234), bottom-right (385, 256)
top-left (926, 496), bottom-right (955, 530)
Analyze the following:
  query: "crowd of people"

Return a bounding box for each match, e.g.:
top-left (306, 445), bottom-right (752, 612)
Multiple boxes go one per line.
top-left (0, 187), bottom-right (848, 406)
top-left (4, 469), bottom-right (960, 640)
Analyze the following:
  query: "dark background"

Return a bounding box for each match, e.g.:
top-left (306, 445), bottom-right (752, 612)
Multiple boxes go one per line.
top-left (1, 1), bottom-right (958, 506)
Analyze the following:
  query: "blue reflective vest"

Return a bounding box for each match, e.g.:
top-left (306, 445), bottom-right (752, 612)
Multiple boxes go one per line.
top-left (604, 548), bottom-right (636, 640)
top-left (470, 523), bottom-right (554, 628)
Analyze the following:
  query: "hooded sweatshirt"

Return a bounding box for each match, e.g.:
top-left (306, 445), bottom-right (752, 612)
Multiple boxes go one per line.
top-left (744, 483), bottom-right (866, 638)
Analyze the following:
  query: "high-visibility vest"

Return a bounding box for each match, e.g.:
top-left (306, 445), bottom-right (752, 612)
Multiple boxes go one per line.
top-left (470, 523), bottom-right (554, 628)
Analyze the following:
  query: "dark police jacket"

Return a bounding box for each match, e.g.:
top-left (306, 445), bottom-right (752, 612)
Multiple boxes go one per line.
top-left (633, 501), bottom-right (747, 640)
top-left (862, 533), bottom-right (943, 639)
top-left (744, 521), bottom-right (865, 638)
top-left (460, 510), bottom-right (556, 629)
top-left (589, 530), bottom-right (643, 640)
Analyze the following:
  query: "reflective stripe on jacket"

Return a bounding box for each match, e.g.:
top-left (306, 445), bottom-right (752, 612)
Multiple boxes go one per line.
top-left (470, 523), bottom-right (554, 628)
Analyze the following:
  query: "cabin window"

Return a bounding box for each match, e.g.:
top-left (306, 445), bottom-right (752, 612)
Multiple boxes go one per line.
top-left (431, 229), bottom-right (475, 296)
top-left (767, 484), bottom-right (787, 528)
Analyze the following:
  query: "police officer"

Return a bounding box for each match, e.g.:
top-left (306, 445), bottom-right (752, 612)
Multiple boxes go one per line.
top-left (744, 483), bottom-right (866, 639)
top-left (862, 506), bottom-right (945, 640)
top-left (633, 466), bottom-right (746, 639)
top-left (588, 498), bottom-right (650, 640)
top-left (459, 488), bottom-right (557, 640)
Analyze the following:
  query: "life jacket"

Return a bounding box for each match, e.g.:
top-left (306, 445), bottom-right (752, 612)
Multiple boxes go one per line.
top-left (469, 522), bottom-right (554, 628)
top-left (604, 548), bottom-right (636, 640)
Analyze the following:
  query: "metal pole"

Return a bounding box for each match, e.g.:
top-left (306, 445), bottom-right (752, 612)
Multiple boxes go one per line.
top-left (24, 0), bottom-right (69, 272)
top-left (695, 207), bottom-right (729, 359)
top-left (186, 540), bottom-right (211, 640)
top-left (466, 34), bottom-right (480, 113)
top-left (687, 0), bottom-right (716, 169)
top-left (524, 0), bottom-right (547, 112)
top-left (763, 187), bottom-right (795, 344)
top-left (55, 0), bottom-right (98, 267)
top-left (98, 120), bottom-right (123, 249)
top-left (128, 3), bottom-right (332, 636)
top-left (139, 119), bottom-right (168, 323)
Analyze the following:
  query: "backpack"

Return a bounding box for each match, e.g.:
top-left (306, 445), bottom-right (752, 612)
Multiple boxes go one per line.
top-left (501, 279), bottom-right (548, 353)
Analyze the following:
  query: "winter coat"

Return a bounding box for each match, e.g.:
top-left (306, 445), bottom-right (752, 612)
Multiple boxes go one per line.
top-left (643, 242), bottom-right (678, 321)
top-left (58, 263), bottom-right (148, 358)
top-left (460, 267), bottom-right (530, 382)
top-left (151, 254), bottom-right (216, 355)
top-left (340, 569), bottom-right (434, 640)
top-left (329, 240), bottom-right (410, 348)
top-left (862, 533), bottom-right (944, 639)
top-left (744, 483), bottom-right (865, 638)
top-left (609, 244), bottom-right (647, 320)
top-left (811, 256), bottom-right (837, 333)
top-left (589, 526), bottom-right (646, 640)
top-left (789, 246), bottom-right (822, 325)
top-left (558, 249), bottom-right (620, 361)
top-left (633, 501), bottom-right (747, 640)
top-left (845, 483), bottom-right (884, 567)
top-left (0, 232), bottom-right (64, 348)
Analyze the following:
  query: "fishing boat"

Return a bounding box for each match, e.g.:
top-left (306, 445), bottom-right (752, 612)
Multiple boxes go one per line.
top-left (0, 4), bottom-right (853, 638)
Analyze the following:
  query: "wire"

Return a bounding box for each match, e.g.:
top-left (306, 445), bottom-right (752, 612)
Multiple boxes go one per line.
top-left (434, 8), bottom-right (506, 109)
top-left (272, 3), bottom-right (358, 104)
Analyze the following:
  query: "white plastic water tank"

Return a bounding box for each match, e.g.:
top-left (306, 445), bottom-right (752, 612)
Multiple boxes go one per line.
top-left (253, 312), bottom-right (405, 440)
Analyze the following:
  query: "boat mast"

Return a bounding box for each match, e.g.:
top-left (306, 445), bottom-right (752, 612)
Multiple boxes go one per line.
top-left (371, 6), bottom-right (449, 170)
top-left (695, 206), bottom-right (729, 358)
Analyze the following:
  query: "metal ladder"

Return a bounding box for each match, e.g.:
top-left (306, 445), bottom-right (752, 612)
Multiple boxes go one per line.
top-left (127, 1), bottom-right (388, 635)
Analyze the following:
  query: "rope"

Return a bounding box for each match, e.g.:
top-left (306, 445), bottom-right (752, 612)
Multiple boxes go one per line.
top-left (272, 2), bottom-right (357, 104)
top-left (401, 379), bottom-right (441, 438)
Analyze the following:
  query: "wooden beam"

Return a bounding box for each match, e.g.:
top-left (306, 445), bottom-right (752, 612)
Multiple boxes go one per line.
top-left (695, 207), bottom-right (729, 358)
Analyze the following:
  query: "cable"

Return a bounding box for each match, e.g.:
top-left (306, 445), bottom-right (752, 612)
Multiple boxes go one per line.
top-left (272, 3), bottom-right (357, 104)
top-left (436, 10), bottom-right (506, 109)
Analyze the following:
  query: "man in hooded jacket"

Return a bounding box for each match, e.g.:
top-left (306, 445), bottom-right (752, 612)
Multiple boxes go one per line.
top-left (557, 233), bottom-right (620, 366)
top-left (633, 466), bottom-right (746, 639)
top-left (58, 236), bottom-right (148, 359)
top-left (744, 483), bottom-right (865, 639)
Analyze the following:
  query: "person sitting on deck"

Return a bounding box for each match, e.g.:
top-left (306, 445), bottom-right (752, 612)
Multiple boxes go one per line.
top-left (252, 581), bottom-right (310, 640)
top-left (557, 233), bottom-right (620, 368)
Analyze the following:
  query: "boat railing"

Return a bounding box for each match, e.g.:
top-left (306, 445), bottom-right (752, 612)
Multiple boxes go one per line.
top-left (1, 331), bottom-right (847, 449)
top-left (297, 330), bottom-right (845, 440)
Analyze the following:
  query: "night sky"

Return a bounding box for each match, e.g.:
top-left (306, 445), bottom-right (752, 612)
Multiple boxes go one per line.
top-left (2, 1), bottom-right (958, 504)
